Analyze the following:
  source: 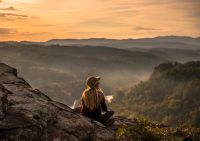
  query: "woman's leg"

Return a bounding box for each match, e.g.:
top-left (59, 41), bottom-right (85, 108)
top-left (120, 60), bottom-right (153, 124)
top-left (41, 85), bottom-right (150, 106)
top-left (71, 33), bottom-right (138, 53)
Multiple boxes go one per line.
top-left (100, 111), bottom-right (114, 125)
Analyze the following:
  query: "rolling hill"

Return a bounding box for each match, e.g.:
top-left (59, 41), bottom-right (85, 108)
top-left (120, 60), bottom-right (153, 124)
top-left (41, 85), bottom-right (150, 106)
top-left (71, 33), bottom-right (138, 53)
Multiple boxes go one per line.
top-left (127, 48), bottom-right (200, 62)
top-left (0, 45), bottom-right (165, 105)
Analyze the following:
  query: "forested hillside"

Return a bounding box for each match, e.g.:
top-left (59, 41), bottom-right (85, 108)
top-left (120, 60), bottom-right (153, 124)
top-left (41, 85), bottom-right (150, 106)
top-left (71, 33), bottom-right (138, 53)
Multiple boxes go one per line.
top-left (0, 45), bottom-right (164, 105)
top-left (1, 62), bottom-right (200, 141)
top-left (110, 61), bottom-right (200, 127)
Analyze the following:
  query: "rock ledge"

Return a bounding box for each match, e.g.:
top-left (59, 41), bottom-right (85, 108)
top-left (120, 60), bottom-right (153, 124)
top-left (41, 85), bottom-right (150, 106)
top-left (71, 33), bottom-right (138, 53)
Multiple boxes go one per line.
top-left (0, 63), bottom-right (134, 141)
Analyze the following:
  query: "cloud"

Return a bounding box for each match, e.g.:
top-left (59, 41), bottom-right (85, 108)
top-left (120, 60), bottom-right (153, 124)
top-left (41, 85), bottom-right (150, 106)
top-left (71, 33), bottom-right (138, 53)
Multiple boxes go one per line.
top-left (0, 28), bottom-right (52, 37)
top-left (115, 9), bottom-right (137, 16)
top-left (133, 26), bottom-right (160, 31)
top-left (21, 32), bottom-right (53, 36)
top-left (0, 13), bottom-right (27, 18)
top-left (1, 0), bottom-right (200, 40)
top-left (0, 28), bottom-right (16, 35)
top-left (67, 31), bottom-right (97, 34)
top-left (0, 6), bottom-right (17, 11)
top-left (80, 19), bottom-right (128, 28)
top-left (0, 12), bottom-right (27, 21)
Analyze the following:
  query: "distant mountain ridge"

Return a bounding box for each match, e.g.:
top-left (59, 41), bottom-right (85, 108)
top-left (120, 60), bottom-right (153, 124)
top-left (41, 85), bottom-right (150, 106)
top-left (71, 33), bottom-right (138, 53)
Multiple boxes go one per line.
top-left (44, 36), bottom-right (200, 49)
top-left (1, 36), bottom-right (200, 49)
top-left (47, 36), bottom-right (200, 44)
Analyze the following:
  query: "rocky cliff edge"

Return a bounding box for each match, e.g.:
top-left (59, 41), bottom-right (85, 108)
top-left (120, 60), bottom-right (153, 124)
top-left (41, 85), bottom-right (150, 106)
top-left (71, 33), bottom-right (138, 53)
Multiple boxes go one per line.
top-left (0, 63), bottom-right (135, 141)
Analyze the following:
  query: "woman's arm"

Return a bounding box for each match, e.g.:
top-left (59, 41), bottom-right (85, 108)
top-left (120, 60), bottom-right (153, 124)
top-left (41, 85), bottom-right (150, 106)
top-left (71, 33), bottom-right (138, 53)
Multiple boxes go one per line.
top-left (101, 93), bottom-right (108, 112)
top-left (80, 93), bottom-right (86, 114)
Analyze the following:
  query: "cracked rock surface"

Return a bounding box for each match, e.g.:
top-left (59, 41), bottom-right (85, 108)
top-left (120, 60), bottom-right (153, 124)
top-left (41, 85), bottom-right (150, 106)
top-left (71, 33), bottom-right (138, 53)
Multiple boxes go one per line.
top-left (0, 63), bottom-right (135, 141)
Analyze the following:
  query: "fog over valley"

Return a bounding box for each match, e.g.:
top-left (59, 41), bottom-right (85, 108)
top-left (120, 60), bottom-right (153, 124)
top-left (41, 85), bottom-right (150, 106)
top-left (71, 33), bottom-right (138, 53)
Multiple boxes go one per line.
top-left (0, 36), bottom-right (200, 106)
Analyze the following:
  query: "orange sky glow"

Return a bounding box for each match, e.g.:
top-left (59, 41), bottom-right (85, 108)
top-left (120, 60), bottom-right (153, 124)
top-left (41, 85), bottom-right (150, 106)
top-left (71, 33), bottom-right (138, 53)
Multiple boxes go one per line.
top-left (0, 0), bottom-right (200, 41)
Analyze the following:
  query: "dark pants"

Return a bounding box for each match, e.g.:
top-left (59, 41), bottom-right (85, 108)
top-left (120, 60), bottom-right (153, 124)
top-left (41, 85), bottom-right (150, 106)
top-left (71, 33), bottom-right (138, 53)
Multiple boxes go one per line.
top-left (84, 110), bottom-right (114, 125)
top-left (73, 107), bottom-right (114, 125)
top-left (99, 111), bottom-right (114, 125)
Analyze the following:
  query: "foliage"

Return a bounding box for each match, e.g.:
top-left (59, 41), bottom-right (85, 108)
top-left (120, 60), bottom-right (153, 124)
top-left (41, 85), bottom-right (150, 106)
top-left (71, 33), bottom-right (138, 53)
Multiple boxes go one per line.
top-left (110, 61), bottom-right (200, 127)
top-left (115, 118), bottom-right (200, 141)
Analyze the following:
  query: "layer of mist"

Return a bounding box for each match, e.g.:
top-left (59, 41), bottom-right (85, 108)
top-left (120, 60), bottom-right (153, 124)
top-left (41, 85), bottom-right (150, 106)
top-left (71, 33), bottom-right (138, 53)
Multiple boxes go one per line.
top-left (0, 45), bottom-right (164, 105)
top-left (0, 37), bottom-right (200, 107)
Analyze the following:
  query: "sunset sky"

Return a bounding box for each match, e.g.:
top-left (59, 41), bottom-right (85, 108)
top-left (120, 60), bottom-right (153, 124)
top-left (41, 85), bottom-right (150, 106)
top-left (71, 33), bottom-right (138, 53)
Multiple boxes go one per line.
top-left (0, 0), bottom-right (200, 41)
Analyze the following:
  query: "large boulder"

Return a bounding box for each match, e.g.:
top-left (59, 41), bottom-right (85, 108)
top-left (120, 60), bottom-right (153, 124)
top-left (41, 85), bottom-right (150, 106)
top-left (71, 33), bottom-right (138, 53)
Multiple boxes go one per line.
top-left (1, 63), bottom-right (200, 141)
top-left (0, 63), bottom-right (120, 141)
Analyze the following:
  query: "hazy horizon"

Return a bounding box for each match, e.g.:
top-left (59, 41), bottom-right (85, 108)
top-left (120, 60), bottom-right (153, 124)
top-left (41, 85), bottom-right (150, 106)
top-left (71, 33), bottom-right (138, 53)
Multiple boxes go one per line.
top-left (0, 0), bottom-right (200, 41)
top-left (0, 35), bottom-right (200, 42)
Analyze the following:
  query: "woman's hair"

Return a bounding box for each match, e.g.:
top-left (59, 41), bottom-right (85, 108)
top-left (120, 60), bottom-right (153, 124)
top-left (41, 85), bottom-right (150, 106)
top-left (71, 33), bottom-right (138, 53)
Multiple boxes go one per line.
top-left (82, 84), bottom-right (103, 111)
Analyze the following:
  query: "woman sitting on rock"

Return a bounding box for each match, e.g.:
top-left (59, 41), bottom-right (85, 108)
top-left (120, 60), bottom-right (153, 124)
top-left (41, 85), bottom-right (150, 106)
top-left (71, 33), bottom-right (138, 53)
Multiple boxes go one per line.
top-left (81, 76), bottom-right (114, 125)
